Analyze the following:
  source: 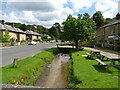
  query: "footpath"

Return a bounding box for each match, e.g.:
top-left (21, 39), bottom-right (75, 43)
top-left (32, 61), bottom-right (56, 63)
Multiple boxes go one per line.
top-left (83, 47), bottom-right (120, 57)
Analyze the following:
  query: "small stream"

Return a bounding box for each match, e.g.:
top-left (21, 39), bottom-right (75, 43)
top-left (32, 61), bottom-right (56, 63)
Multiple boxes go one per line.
top-left (35, 53), bottom-right (70, 88)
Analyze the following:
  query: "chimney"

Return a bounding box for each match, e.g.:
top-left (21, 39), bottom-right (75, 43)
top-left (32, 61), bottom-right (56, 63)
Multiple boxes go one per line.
top-left (116, 13), bottom-right (120, 20)
top-left (116, 2), bottom-right (120, 20)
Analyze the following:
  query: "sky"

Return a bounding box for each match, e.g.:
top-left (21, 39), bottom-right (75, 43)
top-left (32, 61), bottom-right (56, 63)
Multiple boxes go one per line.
top-left (0, 0), bottom-right (120, 28)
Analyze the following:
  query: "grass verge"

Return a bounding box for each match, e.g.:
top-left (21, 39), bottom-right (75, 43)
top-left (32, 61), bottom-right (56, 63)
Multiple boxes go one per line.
top-left (0, 48), bottom-right (58, 85)
top-left (68, 49), bottom-right (119, 88)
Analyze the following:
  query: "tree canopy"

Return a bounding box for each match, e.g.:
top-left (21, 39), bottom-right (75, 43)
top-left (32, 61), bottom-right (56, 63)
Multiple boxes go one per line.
top-left (62, 13), bottom-right (96, 48)
top-left (93, 11), bottom-right (104, 29)
top-left (48, 22), bottom-right (61, 39)
top-left (2, 30), bottom-right (11, 42)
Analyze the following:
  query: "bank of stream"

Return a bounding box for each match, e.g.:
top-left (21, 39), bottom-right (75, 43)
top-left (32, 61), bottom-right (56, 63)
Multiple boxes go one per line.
top-left (34, 53), bottom-right (70, 88)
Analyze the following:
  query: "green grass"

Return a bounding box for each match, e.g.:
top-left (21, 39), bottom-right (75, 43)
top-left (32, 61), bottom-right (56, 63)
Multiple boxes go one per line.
top-left (0, 48), bottom-right (58, 85)
top-left (69, 49), bottom-right (119, 88)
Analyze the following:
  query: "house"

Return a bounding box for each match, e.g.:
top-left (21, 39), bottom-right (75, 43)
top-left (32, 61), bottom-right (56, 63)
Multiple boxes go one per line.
top-left (34, 32), bottom-right (41, 40)
top-left (40, 34), bottom-right (51, 39)
top-left (0, 23), bottom-right (18, 41)
top-left (96, 19), bottom-right (120, 50)
top-left (25, 30), bottom-right (39, 40)
top-left (14, 28), bottom-right (26, 41)
top-left (0, 23), bottom-right (27, 42)
top-left (0, 20), bottom-right (41, 42)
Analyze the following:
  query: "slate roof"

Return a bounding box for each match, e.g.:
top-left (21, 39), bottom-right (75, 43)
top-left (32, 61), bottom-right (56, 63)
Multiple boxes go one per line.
top-left (25, 30), bottom-right (41, 36)
top-left (14, 28), bottom-right (26, 34)
top-left (25, 30), bottom-right (36, 35)
top-left (100, 19), bottom-right (120, 29)
top-left (0, 23), bottom-right (26, 34)
top-left (0, 23), bottom-right (41, 36)
top-left (34, 32), bottom-right (40, 36)
top-left (40, 34), bottom-right (49, 37)
top-left (4, 24), bottom-right (16, 32)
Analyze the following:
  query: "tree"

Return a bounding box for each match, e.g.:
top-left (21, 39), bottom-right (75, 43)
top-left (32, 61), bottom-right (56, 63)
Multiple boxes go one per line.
top-left (62, 14), bottom-right (96, 48)
top-left (104, 18), bottom-right (114, 24)
top-left (2, 30), bottom-right (11, 42)
top-left (93, 11), bottom-right (104, 28)
top-left (48, 22), bottom-right (61, 39)
top-left (19, 24), bottom-right (27, 31)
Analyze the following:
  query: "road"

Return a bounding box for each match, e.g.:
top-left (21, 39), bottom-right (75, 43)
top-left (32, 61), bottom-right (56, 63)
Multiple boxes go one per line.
top-left (1, 43), bottom-right (57, 67)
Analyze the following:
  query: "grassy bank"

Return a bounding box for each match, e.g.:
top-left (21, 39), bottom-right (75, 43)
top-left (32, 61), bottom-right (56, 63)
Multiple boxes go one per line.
top-left (69, 49), bottom-right (119, 88)
top-left (0, 48), bottom-right (58, 85)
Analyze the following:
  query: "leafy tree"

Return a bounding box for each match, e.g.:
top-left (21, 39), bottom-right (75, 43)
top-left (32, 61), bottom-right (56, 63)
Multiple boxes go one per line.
top-left (48, 22), bottom-right (61, 39)
top-left (2, 30), bottom-right (11, 42)
top-left (62, 13), bottom-right (96, 48)
top-left (104, 18), bottom-right (114, 24)
top-left (93, 11), bottom-right (104, 28)
top-left (19, 24), bottom-right (27, 31)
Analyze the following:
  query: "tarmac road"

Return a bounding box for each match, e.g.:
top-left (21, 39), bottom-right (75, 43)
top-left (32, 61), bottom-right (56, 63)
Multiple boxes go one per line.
top-left (1, 43), bottom-right (57, 67)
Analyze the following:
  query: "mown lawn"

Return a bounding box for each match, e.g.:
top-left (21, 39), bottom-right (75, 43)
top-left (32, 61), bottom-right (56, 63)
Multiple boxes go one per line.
top-left (0, 48), bottom-right (58, 85)
top-left (69, 49), bottom-right (119, 88)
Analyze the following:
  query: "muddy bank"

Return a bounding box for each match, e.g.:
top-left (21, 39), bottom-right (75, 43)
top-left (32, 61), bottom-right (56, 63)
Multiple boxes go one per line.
top-left (34, 53), bottom-right (70, 88)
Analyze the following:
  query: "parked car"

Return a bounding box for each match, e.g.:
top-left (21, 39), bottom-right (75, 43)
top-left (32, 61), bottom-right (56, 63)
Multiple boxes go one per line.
top-left (49, 40), bottom-right (56, 43)
top-left (28, 41), bottom-right (37, 45)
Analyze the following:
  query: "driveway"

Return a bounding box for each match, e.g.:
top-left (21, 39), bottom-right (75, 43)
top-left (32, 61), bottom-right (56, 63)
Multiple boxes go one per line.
top-left (1, 43), bottom-right (57, 67)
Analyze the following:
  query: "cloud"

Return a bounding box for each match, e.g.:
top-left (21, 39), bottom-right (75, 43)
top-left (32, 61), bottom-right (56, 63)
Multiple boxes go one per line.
top-left (1, 0), bottom-right (119, 28)
top-left (7, 2), bottom-right (58, 12)
top-left (69, 0), bottom-right (118, 18)
top-left (3, 0), bottom-right (73, 28)
top-left (95, 0), bottom-right (118, 18)
top-left (69, 0), bottom-right (97, 12)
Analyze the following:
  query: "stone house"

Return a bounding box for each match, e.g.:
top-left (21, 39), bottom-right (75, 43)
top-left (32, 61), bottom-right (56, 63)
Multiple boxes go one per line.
top-left (0, 24), bottom-right (18, 41)
top-left (14, 28), bottom-right (26, 41)
top-left (96, 19), bottom-right (120, 50)
top-left (0, 23), bottom-right (27, 42)
top-left (0, 23), bottom-right (41, 42)
top-left (34, 32), bottom-right (41, 40)
top-left (25, 30), bottom-right (38, 40)
top-left (40, 34), bottom-right (51, 39)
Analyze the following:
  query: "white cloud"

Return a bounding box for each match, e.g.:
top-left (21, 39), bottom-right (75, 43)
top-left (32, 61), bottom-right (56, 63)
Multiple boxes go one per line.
top-left (3, 0), bottom-right (73, 28)
top-left (95, 0), bottom-right (118, 18)
top-left (69, 0), bottom-right (97, 12)
top-left (2, 0), bottom-right (119, 28)
top-left (69, 0), bottom-right (118, 18)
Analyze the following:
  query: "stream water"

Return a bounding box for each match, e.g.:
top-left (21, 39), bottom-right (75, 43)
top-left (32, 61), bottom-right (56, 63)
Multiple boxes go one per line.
top-left (34, 53), bottom-right (70, 88)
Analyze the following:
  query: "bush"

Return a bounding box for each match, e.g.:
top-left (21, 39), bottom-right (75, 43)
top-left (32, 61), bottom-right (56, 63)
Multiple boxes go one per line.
top-left (2, 30), bottom-right (11, 42)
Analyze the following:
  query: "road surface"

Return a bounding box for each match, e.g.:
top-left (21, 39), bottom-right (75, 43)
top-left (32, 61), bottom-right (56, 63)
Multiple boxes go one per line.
top-left (1, 43), bottom-right (57, 67)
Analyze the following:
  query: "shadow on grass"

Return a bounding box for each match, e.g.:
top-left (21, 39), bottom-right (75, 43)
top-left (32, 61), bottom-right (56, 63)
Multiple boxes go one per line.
top-left (6, 65), bottom-right (18, 69)
top-left (93, 65), bottom-right (112, 73)
top-left (85, 57), bottom-right (95, 60)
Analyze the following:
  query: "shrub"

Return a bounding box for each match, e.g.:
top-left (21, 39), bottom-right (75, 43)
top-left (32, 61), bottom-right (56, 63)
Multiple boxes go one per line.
top-left (2, 30), bottom-right (11, 42)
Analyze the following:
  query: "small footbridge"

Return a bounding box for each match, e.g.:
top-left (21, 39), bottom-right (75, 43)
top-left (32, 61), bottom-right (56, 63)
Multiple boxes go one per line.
top-left (56, 44), bottom-right (76, 53)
